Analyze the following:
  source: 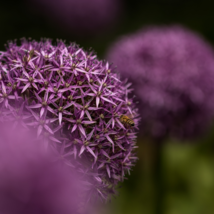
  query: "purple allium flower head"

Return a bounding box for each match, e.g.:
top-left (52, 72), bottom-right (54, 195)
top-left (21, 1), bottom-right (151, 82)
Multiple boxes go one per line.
top-left (106, 26), bottom-right (214, 139)
top-left (0, 122), bottom-right (85, 214)
top-left (0, 39), bottom-right (139, 201)
top-left (29, 0), bottom-right (122, 36)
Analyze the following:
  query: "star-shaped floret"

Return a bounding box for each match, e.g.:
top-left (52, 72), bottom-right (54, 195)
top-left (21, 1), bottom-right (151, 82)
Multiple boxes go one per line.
top-left (27, 91), bottom-right (55, 117)
top-left (16, 69), bottom-right (41, 93)
top-left (8, 102), bottom-right (32, 129)
top-left (26, 109), bottom-right (58, 136)
top-left (65, 114), bottom-right (96, 138)
top-left (50, 97), bottom-right (73, 125)
top-left (74, 130), bottom-right (97, 162)
top-left (98, 150), bottom-right (122, 178)
top-left (0, 82), bottom-right (16, 108)
top-left (88, 81), bottom-right (117, 108)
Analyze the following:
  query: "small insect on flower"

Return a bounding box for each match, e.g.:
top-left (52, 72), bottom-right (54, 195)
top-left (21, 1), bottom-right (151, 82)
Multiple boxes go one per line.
top-left (120, 114), bottom-right (135, 127)
top-left (23, 49), bottom-right (35, 63)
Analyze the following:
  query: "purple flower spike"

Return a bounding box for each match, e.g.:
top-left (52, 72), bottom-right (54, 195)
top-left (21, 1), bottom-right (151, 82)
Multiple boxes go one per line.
top-left (107, 26), bottom-right (214, 139)
top-left (0, 39), bottom-right (139, 201)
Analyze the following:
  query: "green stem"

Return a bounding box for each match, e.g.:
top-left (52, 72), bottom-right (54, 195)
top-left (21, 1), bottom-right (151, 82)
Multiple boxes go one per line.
top-left (154, 139), bottom-right (164, 214)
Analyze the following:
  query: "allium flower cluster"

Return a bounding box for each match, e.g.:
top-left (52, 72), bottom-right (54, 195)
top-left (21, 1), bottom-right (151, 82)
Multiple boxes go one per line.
top-left (106, 26), bottom-right (214, 139)
top-left (0, 39), bottom-right (139, 200)
top-left (0, 123), bottom-right (84, 214)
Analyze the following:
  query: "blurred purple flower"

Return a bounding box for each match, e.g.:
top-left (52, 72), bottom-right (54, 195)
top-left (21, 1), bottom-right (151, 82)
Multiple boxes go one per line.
top-left (106, 26), bottom-right (214, 139)
top-left (0, 39), bottom-right (139, 200)
top-left (29, 0), bottom-right (122, 36)
top-left (0, 123), bottom-right (85, 214)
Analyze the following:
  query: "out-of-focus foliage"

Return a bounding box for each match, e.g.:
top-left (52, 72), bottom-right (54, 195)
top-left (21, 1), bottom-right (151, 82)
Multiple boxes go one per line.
top-left (108, 124), bottom-right (214, 214)
top-left (163, 140), bottom-right (214, 214)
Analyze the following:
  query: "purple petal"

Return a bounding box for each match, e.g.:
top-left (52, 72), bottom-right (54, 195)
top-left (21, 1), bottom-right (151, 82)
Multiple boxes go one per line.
top-left (34, 92), bottom-right (42, 102)
top-left (21, 83), bottom-right (30, 93)
top-left (79, 145), bottom-right (86, 156)
top-left (47, 106), bottom-right (57, 115)
top-left (63, 110), bottom-right (72, 115)
top-left (106, 135), bottom-right (114, 152)
top-left (87, 129), bottom-right (94, 140)
top-left (16, 78), bottom-right (28, 82)
top-left (85, 110), bottom-right (92, 121)
top-left (23, 70), bottom-right (29, 78)
top-left (112, 118), bottom-right (115, 128)
top-left (32, 83), bottom-right (38, 90)
top-left (78, 124), bottom-right (86, 137)
top-left (1, 82), bottom-right (6, 94)
top-left (76, 68), bottom-right (86, 73)
top-left (64, 102), bottom-right (73, 109)
top-left (28, 109), bottom-right (39, 121)
top-left (101, 96), bottom-right (116, 106)
top-left (98, 162), bottom-right (105, 169)
top-left (8, 95), bottom-right (15, 100)
top-left (49, 118), bottom-right (59, 123)
top-left (44, 125), bottom-right (54, 135)
top-left (97, 189), bottom-right (107, 200)
top-left (59, 88), bottom-right (70, 93)
top-left (28, 103), bottom-right (42, 109)
top-left (26, 121), bottom-right (38, 126)
top-left (80, 110), bottom-right (84, 119)
top-left (115, 118), bottom-right (125, 129)
top-left (101, 150), bottom-right (110, 158)
top-left (65, 118), bottom-right (75, 123)
top-left (40, 107), bottom-right (45, 117)
top-left (96, 97), bottom-right (100, 107)
top-left (94, 176), bottom-right (102, 183)
top-left (82, 120), bottom-right (96, 125)
top-left (115, 142), bottom-right (125, 151)
top-left (59, 112), bottom-right (62, 125)
top-left (87, 93), bottom-right (96, 97)
top-left (106, 165), bottom-right (111, 178)
top-left (88, 107), bottom-right (100, 110)
top-left (37, 125), bottom-right (43, 136)
top-left (73, 146), bottom-right (77, 159)
top-left (4, 99), bottom-right (9, 108)
top-left (71, 124), bottom-right (77, 133)
top-left (86, 147), bottom-right (97, 160)
top-left (33, 70), bottom-right (38, 78)
top-left (44, 91), bottom-right (49, 101)
top-left (49, 136), bottom-right (61, 143)
top-left (89, 84), bottom-right (97, 94)
top-left (111, 153), bottom-right (122, 159)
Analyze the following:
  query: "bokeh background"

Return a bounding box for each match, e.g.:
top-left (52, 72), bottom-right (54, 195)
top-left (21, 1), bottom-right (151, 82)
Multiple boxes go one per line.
top-left (2, 1), bottom-right (214, 214)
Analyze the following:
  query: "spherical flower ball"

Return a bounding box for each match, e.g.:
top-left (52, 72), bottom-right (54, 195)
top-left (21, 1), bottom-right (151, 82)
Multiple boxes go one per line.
top-left (106, 26), bottom-right (214, 139)
top-left (29, 0), bottom-right (122, 36)
top-left (0, 122), bottom-right (85, 214)
top-left (0, 39), bottom-right (139, 201)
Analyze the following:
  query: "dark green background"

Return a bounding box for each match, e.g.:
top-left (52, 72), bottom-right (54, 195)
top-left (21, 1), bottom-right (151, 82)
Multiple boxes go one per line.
top-left (1, 1), bottom-right (214, 214)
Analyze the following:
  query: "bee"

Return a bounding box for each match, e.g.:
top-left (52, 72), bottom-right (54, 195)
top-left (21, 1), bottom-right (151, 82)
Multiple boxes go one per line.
top-left (23, 49), bottom-right (35, 63)
top-left (29, 49), bottom-right (35, 59)
top-left (120, 114), bottom-right (135, 127)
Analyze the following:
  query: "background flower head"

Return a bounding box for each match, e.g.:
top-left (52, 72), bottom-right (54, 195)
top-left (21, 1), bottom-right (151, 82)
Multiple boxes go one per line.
top-left (106, 26), bottom-right (214, 139)
top-left (29, 0), bottom-right (122, 37)
top-left (0, 122), bottom-right (85, 214)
